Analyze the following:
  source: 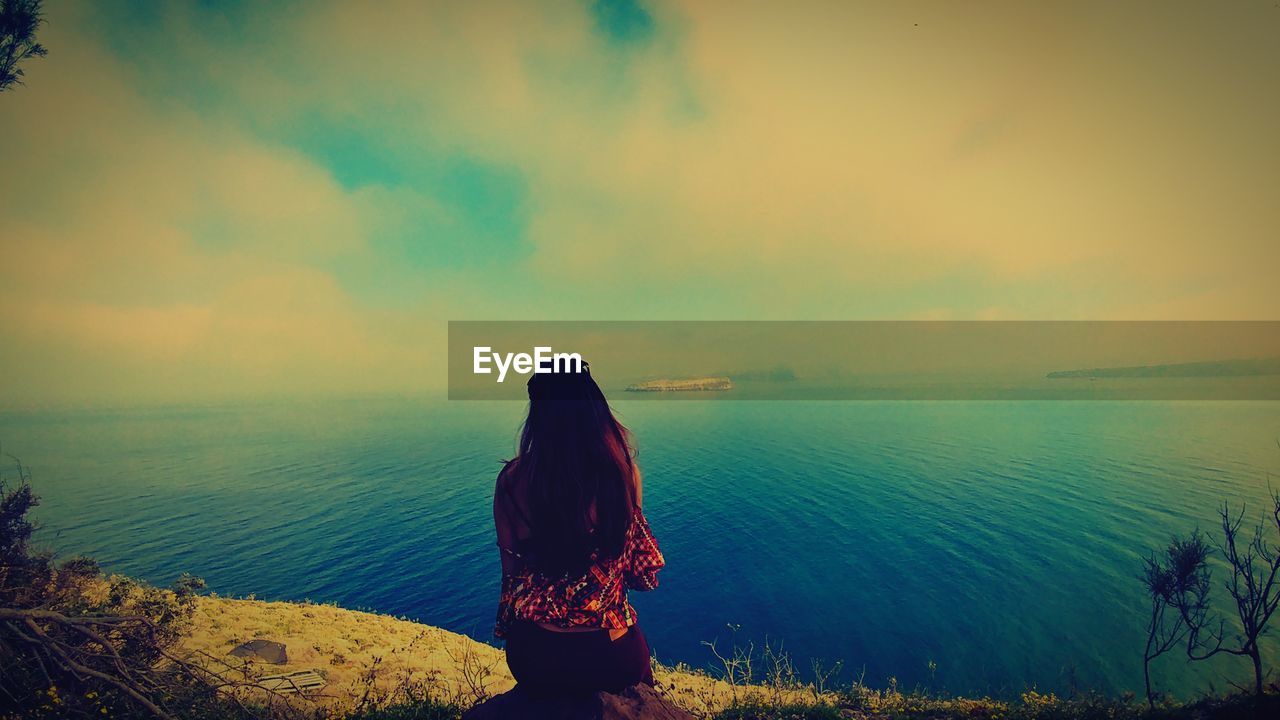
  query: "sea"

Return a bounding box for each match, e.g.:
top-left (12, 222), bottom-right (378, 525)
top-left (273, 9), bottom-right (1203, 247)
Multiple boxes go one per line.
top-left (3, 397), bottom-right (1278, 698)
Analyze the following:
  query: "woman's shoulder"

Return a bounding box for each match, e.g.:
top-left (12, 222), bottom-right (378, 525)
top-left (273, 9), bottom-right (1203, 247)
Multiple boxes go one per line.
top-left (497, 457), bottom-right (520, 482)
top-left (496, 453), bottom-right (517, 499)
top-left (494, 458), bottom-right (532, 532)
top-left (495, 458), bottom-right (526, 500)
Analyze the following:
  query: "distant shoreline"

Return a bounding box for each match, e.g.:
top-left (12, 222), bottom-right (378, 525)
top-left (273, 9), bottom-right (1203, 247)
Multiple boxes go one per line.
top-left (1047, 357), bottom-right (1280, 379)
top-left (625, 376), bottom-right (734, 392)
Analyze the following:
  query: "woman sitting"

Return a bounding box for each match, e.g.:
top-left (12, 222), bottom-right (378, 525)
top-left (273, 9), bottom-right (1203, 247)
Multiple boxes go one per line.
top-left (492, 362), bottom-right (666, 696)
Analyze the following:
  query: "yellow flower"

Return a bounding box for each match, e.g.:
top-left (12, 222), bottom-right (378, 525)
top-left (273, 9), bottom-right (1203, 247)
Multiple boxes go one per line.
top-left (1020, 689), bottom-right (1058, 709)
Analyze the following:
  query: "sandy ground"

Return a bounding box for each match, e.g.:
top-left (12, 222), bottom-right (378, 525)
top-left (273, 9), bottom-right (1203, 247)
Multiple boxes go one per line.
top-left (178, 594), bottom-right (810, 716)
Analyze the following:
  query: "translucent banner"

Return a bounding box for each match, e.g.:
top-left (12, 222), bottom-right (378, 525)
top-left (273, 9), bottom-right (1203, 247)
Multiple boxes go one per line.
top-left (448, 321), bottom-right (1280, 400)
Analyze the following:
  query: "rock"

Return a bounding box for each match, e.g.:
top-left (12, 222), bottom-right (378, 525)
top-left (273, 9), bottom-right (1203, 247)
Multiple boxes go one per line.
top-left (227, 639), bottom-right (288, 664)
top-left (462, 683), bottom-right (696, 720)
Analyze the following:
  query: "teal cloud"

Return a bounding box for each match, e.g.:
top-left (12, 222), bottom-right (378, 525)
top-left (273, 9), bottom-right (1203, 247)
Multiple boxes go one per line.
top-left (591, 0), bottom-right (655, 45)
top-left (285, 113), bottom-right (409, 191)
top-left (346, 153), bottom-right (532, 275)
top-left (395, 156), bottom-right (531, 269)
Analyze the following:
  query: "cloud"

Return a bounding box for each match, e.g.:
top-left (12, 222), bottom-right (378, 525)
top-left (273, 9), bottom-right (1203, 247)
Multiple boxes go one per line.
top-left (0, 2), bottom-right (437, 405)
top-left (222, 0), bottom-right (1275, 300)
top-left (1, 0), bottom-right (1277, 405)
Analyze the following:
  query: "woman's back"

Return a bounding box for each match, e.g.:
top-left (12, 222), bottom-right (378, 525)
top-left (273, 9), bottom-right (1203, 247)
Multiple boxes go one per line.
top-left (493, 460), bottom-right (664, 637)
top-left (491, 363), bottom-right (666, 695)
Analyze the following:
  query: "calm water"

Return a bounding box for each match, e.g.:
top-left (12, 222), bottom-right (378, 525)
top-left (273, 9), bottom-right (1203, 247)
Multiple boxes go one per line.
top-left (2, 399), bottom-right (1278, 698)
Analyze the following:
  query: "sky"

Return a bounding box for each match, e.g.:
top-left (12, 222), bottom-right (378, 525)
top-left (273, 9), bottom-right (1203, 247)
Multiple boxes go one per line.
top-left (1, 0), bottom-right (1277, 406)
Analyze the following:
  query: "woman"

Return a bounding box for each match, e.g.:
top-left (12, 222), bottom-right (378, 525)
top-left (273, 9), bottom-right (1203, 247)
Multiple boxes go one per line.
top-left (492, 361), bottom-right (665, 696)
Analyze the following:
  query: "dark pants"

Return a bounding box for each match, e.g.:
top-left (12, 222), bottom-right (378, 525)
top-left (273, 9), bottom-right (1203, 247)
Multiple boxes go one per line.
top-left (504, 620), bottom-right (655, 696)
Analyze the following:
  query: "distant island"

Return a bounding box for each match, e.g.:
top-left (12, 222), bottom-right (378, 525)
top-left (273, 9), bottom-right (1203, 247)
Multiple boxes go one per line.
top-left (625, 376), bottom-right (734, 392)
top-left (1047, 356), bottom-right (1280, 379)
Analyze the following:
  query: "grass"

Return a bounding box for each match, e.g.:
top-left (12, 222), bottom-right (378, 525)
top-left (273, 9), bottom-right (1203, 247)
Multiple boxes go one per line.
top-left (340, 700), bottom-right (466, 720)
top-left (179, 596), bottom-right (1278, 720)
top-left (332, 689), bottom-right (1280, 720)
top-left (702, 689), bottom-right (1280, 720)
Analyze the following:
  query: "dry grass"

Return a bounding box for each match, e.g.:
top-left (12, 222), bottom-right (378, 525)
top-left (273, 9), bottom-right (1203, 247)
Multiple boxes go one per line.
top-left (178, 595), bottom-right (827, 717)
top-left (179, 595), bottom-right (508, 712)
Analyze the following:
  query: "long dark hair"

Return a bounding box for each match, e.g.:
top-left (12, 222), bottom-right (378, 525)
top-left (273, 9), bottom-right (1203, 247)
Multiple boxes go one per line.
top-left (510, 362), bottom-right (636, 577)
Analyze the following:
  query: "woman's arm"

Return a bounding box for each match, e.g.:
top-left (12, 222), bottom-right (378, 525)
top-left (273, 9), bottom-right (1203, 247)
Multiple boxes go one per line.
top-left (623, 510), bottom-right (664, 591)
top-left (492, 464), bottom-right (526, 640)
top-left (493, 466), bottom-right (526, 576)
top-left (633, 463), bottom-right (644, 509)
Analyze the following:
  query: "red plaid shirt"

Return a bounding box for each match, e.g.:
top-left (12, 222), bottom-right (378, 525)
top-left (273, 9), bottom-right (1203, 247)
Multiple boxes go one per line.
top-left (495, 509), bottom-right (665, 639)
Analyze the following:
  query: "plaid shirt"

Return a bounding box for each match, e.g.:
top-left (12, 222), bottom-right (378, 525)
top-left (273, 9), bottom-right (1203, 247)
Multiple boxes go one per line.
top-left (495, 509), bottom-right (665, 639)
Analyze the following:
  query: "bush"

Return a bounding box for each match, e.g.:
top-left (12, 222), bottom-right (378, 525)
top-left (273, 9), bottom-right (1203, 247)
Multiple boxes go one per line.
top-left (0, 457), bottom-right (238, 718)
